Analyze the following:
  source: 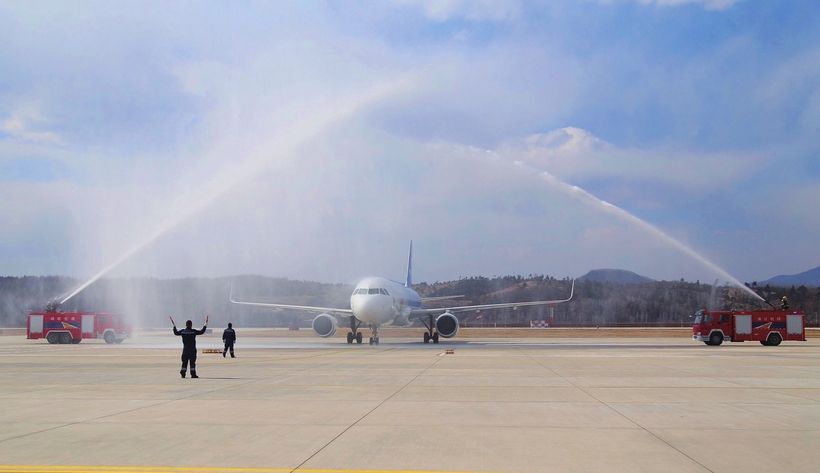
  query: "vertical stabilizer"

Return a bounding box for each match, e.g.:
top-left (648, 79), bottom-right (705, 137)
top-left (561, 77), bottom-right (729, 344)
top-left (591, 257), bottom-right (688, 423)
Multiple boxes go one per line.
top-left (405, 240), bottom-right (413, 287)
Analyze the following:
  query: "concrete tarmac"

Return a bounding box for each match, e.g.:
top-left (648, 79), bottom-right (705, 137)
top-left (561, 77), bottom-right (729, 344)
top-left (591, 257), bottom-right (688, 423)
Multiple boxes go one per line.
top-left (0, 331), bottom-right (818, 473)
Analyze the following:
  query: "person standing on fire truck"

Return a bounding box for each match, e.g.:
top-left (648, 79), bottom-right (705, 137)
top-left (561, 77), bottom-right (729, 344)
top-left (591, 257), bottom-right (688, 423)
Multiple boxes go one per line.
top-left (172, 316), bottom-right (208, 378)
top-left (781, 296), bottom-right (790, 310)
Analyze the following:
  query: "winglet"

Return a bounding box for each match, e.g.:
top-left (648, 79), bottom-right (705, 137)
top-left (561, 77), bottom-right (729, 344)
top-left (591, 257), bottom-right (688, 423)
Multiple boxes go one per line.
top-left (405, 240), bottom-right (413, 287)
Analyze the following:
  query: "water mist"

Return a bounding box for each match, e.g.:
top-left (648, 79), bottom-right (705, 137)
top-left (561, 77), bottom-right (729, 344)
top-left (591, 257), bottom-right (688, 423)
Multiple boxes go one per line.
top-left (58, 78), bottom-right (415, 307)
top-left (504, 157), bottom-right (765, 303)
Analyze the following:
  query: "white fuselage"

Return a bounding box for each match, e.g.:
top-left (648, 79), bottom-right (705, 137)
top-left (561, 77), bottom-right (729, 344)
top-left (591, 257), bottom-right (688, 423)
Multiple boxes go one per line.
top-left (349, 277), bottom-right (421, 327)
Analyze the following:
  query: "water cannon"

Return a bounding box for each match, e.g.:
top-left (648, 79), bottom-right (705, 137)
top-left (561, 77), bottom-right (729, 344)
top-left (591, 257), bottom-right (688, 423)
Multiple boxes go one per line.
top-left (45, 300), bottom-right (61, 313)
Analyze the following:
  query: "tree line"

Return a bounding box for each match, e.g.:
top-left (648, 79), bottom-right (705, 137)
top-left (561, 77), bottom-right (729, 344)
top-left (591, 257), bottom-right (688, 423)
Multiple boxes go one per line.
top-left (1, 275), bottom-right (817, 328)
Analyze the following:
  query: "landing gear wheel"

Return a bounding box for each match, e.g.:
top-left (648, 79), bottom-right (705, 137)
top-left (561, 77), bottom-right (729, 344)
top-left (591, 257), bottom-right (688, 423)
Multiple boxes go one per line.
top-left (60, 332), bottom-right (72, 344)
top-left (423, 332), bottom-right (430, 344)
top-left (709, 332), bottom-right (723, 346)
top-left (46, 332), bottom-right (59, 344)
top-left (104, 332), bottom-right (115, 344)
top-left (356, 332), bottom-right (362, 344)
top-left (347, 332), bottom-right (354, 344)
top-left (374, 337), bottom-right (379, 345)
top-left (369, 337), bottom-right (374, 345)
top-left (433, 332), bottom-right (439, 344)
top-left (767, 333), bottom-right (782, 346)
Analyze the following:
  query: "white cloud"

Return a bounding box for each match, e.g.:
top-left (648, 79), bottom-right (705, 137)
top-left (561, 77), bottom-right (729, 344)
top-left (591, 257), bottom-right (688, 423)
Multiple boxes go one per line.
top-left (594, 0), bottom-right (744, 10)
top-left (0, 0), bottom-right (817, 287)
top-left (0, 102), bottom-right (64, 145)
top-left (392, 0), bottom-right (522, 21)
top-left (498, 127), bottom-right (764, 192)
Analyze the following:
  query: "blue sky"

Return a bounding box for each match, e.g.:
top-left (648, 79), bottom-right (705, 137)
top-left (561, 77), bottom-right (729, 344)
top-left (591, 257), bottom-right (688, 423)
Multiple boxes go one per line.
top-left (1, 0), bottom-right (819, 287)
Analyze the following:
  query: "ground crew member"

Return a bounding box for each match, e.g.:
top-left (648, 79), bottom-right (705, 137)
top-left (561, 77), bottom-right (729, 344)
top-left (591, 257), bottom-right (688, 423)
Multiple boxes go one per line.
top-left (222, 322), bottom-right (236, 358)
top-left (780, 296), bottom-right (790, 310)
top-left (171, 315), bottom-right (208, 378)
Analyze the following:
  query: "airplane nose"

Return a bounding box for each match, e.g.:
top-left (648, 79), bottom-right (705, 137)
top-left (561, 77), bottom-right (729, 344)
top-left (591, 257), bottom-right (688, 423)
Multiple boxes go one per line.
top-left (352, 296), bottom-right (386, 322)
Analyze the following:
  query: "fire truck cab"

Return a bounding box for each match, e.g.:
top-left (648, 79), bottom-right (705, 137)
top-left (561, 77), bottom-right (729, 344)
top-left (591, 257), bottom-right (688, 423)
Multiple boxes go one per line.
top-left (27, 311), bottom-right (133, 344)
top-left (693, 309), bottom-right (805, 346)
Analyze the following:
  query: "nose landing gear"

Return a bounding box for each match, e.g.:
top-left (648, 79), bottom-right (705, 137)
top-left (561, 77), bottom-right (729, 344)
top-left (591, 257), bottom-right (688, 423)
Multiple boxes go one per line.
top-left (369, 324), bottom-right (380, 345)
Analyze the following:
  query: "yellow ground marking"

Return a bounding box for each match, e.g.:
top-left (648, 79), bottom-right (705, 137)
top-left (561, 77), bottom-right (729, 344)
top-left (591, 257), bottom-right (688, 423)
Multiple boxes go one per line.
top-left (0, 467), bottom-right (502, 473)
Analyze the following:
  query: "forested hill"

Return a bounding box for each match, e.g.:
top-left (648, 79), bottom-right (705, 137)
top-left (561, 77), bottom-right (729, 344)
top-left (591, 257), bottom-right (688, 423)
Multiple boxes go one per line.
top-left (1, 275), bottom-right (817, 328)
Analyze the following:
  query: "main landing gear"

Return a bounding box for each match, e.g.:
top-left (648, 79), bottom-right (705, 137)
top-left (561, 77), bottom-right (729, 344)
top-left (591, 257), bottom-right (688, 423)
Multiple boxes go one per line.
top-left (369, 325), bottom-right (380, 345)
top-left (421, 315), bottom-right (439, 344)
top-left (347, 317), bottom-right (363, 344)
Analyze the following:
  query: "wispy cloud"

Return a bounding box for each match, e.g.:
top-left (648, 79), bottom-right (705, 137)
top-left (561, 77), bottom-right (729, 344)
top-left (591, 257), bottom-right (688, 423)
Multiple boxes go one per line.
top-left (391, 0), bottom-right (522, 21)
top-left (0, 102), bottom-right (63, 145)
top-left (594, 0), bottom-right (744, 10)
top-left (0, 0), bottom-right (818, 285)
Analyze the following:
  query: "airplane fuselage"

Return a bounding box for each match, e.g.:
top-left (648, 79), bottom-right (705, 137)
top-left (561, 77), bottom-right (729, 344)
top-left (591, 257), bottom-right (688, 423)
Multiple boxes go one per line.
top-left (349, 277), bottom-right (421, 327)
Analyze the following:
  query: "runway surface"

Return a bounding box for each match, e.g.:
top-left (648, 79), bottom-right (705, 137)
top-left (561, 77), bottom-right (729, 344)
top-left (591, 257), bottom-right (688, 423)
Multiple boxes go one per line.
top-left (0, 331), bottom-right (818, 473)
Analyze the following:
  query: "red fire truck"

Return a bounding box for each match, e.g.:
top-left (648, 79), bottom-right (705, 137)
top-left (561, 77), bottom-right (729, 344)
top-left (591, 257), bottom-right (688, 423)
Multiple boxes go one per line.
top-left (27, 311), bottom-right (133, 344)
top-left (692, 309), bottom-right (805, 346)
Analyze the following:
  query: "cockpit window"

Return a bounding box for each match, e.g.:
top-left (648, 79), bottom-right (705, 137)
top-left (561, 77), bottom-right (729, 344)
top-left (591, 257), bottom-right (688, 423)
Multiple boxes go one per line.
top-left (379, 288), bottom-right (389, 295)
top-left (356, 288), bottom-right (368, 295)
top-left (368, 288), bottom-right (380, 294)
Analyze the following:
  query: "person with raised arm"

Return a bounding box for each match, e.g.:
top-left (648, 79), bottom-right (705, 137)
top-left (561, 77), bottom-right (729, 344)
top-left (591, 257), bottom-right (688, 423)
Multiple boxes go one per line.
top-left (171, 315), bottom-right (208, 378)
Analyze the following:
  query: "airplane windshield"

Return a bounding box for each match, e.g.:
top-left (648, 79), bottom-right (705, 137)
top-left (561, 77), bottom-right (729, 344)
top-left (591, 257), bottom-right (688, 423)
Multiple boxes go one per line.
top-left (356, 288), bottom-right (367, 295)
top-left (368, 288), bottom-right (380, 294)
top-left (380, 288), bottom-right (389, 295)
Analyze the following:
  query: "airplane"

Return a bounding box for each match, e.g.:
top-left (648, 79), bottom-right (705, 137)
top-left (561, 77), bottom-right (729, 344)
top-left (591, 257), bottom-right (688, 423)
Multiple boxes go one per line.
top-left (230, 242), bottom-right (575, 345)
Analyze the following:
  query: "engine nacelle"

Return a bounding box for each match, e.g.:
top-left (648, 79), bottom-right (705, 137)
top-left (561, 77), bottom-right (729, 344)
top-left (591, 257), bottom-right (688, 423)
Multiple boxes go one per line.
top-left (435, 312), bottom-right (459, 338)
top-left (312, 313), bottom-right (338, 338)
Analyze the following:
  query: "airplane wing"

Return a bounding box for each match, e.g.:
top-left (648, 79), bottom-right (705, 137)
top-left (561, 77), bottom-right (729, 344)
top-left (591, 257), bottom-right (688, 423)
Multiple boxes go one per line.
top-left (421, 295), bottom-right (465, 302)
top-left (229, 291), bottom-right (354, 316)
top-left (409, 279), bottom-right (574, 318)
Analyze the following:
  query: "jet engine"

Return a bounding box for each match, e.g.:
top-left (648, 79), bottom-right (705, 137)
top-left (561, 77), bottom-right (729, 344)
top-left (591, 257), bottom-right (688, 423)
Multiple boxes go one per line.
top-left (435, 312), bottom-right (459, 338)
top-left (312, 313), bottom-right (338, 338)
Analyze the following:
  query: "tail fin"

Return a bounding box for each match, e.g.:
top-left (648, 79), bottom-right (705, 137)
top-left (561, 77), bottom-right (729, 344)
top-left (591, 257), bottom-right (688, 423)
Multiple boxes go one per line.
top-left (405, 240), bottom-right (413, 287)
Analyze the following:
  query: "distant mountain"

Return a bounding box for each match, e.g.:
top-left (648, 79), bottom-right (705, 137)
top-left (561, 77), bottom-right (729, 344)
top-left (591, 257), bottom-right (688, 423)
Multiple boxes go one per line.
top-left (578, 269), bottom-right (654, 284)
top-left (760, 265), bottom-right (820, 287)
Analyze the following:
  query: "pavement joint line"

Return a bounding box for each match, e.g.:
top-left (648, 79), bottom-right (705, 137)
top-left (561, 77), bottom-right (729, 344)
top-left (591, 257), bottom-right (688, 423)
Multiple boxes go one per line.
top-left (0, 348), bottom-right (354, 446)
top-left (515, 347), bottom-right (718, 473)
top-left (289, 349), bottom-right (445, 473)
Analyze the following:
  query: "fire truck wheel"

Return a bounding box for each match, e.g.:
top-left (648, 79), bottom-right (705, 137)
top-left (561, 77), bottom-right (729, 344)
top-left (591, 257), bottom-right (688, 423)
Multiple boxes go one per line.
top-left (46, 332), bottom-right (59, 344)
top-left (709, 332), bottom-right (723, 346)
top-left (104, 332), bottom-right (115, 344)
top-left (71, 338), bottom-right (81, 344)
top-left (767, 333), bottom-right (782, 346)
top-left (59, 332), bottom-right (72, 344)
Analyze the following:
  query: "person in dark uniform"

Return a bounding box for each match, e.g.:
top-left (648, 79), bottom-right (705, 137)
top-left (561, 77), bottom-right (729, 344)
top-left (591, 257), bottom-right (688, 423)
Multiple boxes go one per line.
top-left (222, 322), bottom-right (236, 358)
top-left (172, 316), bottom-right (208, 378)
top-left (780, 296), bottom-right (790, 310)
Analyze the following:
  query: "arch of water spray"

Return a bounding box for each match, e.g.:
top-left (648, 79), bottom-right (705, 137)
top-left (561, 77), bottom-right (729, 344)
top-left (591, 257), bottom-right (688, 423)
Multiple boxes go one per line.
top-left (504, 157), bottom-right (764, 303)
top-left (56, 79), bottom-right (415, 308)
